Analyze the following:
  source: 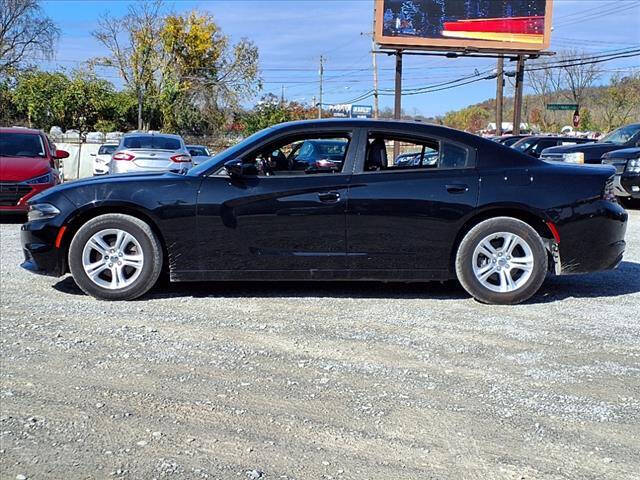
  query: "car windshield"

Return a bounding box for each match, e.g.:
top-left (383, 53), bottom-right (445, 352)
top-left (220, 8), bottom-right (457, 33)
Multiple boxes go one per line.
top-left (188, 127), bottom-right (276, 176)
top-left (513, 139), bottom-right (535, 151)
top-left (600, 125), bottom-right (640, 145)
top-left (316, 142), bottom-right (347, 156)
top-left (0, 133), bottom-right (45, 158)
top-left (122, 136), bottom-right (181, 150)
top-left (98, 145), bottom-right (117, 155)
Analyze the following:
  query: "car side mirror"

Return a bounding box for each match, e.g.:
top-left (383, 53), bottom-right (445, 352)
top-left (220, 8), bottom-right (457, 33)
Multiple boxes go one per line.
top-left (55, 150), bottom-right (69, 159)
top-left (224, 159), bottom-right (258, 179)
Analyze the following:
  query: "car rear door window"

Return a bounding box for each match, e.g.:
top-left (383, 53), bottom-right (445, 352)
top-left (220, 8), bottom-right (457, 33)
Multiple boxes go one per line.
top-left (363, 132), bottom-right (472, 172)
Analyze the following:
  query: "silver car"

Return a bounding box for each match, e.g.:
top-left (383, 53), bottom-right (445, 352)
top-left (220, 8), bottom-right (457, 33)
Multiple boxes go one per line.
top-left (186, 145), bottom-right (212, 166)
top-left (109, 133), bottom-right (192, 174)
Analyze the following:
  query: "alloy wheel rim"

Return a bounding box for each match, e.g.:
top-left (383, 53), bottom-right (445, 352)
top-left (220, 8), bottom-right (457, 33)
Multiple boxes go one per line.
top-left (81, 228), bottom-right (144, 290)
top-left (472, 232), bottom-right (534, 293)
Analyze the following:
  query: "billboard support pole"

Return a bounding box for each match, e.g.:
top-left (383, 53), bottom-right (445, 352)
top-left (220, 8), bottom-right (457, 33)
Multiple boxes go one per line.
top-left (495, 55), bottom-right (504, 136)
top-left (393, 50), bottom-right (402, 161)
top-left (512, 55), bottom-right (525, 135)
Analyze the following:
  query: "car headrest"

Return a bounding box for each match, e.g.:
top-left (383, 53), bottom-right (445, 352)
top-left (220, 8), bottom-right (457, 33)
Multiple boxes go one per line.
top-left (366, 138), bottom-right (387, 171)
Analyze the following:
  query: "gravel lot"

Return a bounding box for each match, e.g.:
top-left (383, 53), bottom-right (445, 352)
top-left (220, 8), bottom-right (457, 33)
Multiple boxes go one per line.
top-left (1, 209), bottom-right (639, 480)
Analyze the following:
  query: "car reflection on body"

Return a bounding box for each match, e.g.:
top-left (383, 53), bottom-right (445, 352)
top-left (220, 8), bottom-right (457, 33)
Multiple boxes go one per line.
top-left (21, 119), bottom-right (627, 305)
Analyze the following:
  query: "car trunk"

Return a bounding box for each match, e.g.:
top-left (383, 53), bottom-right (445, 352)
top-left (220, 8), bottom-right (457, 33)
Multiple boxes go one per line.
top-left (130, 150), bottom-right (176, 170)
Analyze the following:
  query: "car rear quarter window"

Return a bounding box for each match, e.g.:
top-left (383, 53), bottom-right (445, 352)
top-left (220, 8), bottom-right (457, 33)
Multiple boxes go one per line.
top-left (123, 136), bottom-right (181, 150)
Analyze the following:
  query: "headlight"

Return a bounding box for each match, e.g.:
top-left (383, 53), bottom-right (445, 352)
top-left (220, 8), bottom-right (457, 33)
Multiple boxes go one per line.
top-left (626, 158), bottom-right (640, 173)
top-left (23, 173), bottom-right (53, 184)
top-left (563, 152), bottom-right (584, 164)
top-left (28, 203), bottom-right (60, 222)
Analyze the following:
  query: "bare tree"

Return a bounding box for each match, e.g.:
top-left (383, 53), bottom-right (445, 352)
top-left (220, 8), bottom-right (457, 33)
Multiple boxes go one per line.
top-left (559, 49), bottom-right (601, 106)
top-left (525, 57), bottom-right (564, 131)
top-left (0, 0), bottom-right (60, 77)
top-left (92, 1), bottom-right (163, 129)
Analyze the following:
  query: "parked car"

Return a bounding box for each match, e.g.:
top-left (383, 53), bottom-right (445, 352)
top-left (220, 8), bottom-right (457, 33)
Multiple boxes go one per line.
top-left (540, 123), bottom-right (640, 164)
top-left (21, 119), bottom-right (627, 305)
top-left (601, 147), bottom-right (640, 201)
top-left (109, 133), bottom-right (192, 174)
top-left (0, 127), bottom-right (67, 214)
top-left (287, 139), bottom-right (348, 172)
top-left (91, 144), bottom-right (118, 175)
top-left (512, 136), bottom-right (595, 158)
top-left (494, 135), bottom-right (530, 147)
top-left (186, 145), bottom-right (212, 166)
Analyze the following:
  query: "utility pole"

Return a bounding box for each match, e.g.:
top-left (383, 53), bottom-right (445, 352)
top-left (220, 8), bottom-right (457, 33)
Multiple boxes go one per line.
top-left (393, 50), bottom-right (403, 160)
top-left (495, 55), bottom-right (504, 136)
top-left (280, 84), bottom-right (285, 105)
top-left (318, 55), bottom-right (324, 119)
top-left (360, 30), bottom-right (380, 119)
top-left (512, 55), bottom-right (525, 135)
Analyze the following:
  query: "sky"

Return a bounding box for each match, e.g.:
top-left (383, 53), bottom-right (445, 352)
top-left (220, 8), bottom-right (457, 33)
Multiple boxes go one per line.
top-left (39, 0), bottom-right (640, 117)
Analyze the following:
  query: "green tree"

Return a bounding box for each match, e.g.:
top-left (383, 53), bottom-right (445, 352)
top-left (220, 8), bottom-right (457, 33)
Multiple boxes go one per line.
top-left (241, 94), bottom-right (314, 135)
top-left (598, 73), bottom-right (640, 131)
top-left (60, 71), bottom-right (115, 134)
top-left (13, 69), bottom-right (68, 129)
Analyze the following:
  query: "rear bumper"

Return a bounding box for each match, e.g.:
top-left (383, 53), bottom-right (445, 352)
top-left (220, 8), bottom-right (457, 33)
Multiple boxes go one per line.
top-left (555, 200), bottom-right (627, 274)
top-left (20, 221), bottom-right (65, 277)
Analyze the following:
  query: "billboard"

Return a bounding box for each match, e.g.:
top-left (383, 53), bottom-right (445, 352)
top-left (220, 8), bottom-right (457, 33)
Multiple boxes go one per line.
top-left (375, 0), bottom-right (553, 52)
top-left (328, 104), bottom-right (373, 118)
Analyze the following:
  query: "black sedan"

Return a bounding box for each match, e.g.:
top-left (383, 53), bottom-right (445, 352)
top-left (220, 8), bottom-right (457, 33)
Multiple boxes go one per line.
top-left (21, 119), bottom-right (628, 305)
top-left (511, 136), bottom-right (595, 158)
top-left (540, 123), bottom-right (640, 164)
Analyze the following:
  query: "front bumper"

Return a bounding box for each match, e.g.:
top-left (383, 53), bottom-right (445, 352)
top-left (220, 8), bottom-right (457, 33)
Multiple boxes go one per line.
top-left (621, 173), bottom-right (640, 199)
top-left (20, 219), bottom-right (66, 277)
top-left (554, 200), bottom-right (627, 274)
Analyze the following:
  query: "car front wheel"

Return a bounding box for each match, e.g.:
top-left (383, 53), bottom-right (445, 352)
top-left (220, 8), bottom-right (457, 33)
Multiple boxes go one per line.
top-left (68, 213), bottom-right (163, 300)
top-left (455, 217), bottom-right (548, 305)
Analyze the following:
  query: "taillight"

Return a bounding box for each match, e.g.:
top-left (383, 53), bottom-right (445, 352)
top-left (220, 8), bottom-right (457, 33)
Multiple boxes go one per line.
top-left (603, 176), bottom-right (616, 202)
top-left (112, 152), bottom-right (135, 161)
top-left (171, 154), bottom-right (191, 163)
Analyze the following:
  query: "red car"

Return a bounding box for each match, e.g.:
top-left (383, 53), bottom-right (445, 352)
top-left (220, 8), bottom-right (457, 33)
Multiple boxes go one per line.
top-left (0, 127), bottom-right (68, 214)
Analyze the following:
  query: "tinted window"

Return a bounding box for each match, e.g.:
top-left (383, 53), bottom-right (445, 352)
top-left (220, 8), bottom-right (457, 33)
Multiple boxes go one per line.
top-left (98, 145), bottom-right (117, 155)
top-left (0, 133), bottom-right (45, 157)
top-left (122, 136), bottom-right (181, 150)
top-left (366, 135), bottom-right (438, 171)
top-left (441, 143), bottom-right (470, 169)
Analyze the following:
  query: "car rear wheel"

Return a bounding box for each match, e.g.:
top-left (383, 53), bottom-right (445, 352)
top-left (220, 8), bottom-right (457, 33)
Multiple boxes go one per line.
top-left (68, 214), bottom-right (163, 300)
top-left (455, 217), bottom-right (547, 305)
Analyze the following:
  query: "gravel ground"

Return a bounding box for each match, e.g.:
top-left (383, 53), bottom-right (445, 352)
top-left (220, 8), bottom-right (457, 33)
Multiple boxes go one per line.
top-left (1, 210), bottom-right (639, 480)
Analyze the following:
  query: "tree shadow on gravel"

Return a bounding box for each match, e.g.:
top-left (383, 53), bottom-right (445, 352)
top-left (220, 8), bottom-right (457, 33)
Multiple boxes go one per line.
top-left (53, 261), bottom-right (640, 303)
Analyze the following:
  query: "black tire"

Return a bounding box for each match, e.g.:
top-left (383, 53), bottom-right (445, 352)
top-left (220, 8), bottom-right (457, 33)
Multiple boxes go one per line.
top-left (455, 217), bottom-right (547, 305)
top-left (68, 214), bottom-right (163, 300)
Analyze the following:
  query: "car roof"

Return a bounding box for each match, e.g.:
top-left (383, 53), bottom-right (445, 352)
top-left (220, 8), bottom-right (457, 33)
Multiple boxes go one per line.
top-left (0, 127), bottom-right (44, 135)
top-left (186, 144), bottom-right (207, 148)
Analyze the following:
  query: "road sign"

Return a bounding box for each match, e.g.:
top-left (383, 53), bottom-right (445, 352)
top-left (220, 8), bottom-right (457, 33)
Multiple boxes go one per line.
top-left (546, 103), bottom-right (579, 111)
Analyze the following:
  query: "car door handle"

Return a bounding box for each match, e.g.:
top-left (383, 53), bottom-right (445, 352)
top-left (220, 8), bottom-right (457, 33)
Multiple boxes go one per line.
top-left (446, 184), bottom-right (469, 194)
top-left (318, 191), bottom-right (341, 203)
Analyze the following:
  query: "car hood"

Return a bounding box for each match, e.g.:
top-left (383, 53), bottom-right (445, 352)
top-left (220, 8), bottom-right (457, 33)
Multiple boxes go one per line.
top-left (602, 147), bottom-right (640, 160)
top-left (542, 142), bottom-right (627, 155)
top-left (0, 156), bottom-right (50, 182)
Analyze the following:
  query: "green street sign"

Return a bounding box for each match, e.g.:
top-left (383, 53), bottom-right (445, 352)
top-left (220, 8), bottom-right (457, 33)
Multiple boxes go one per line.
top-left (546, 103), bottom-right (579, 111)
